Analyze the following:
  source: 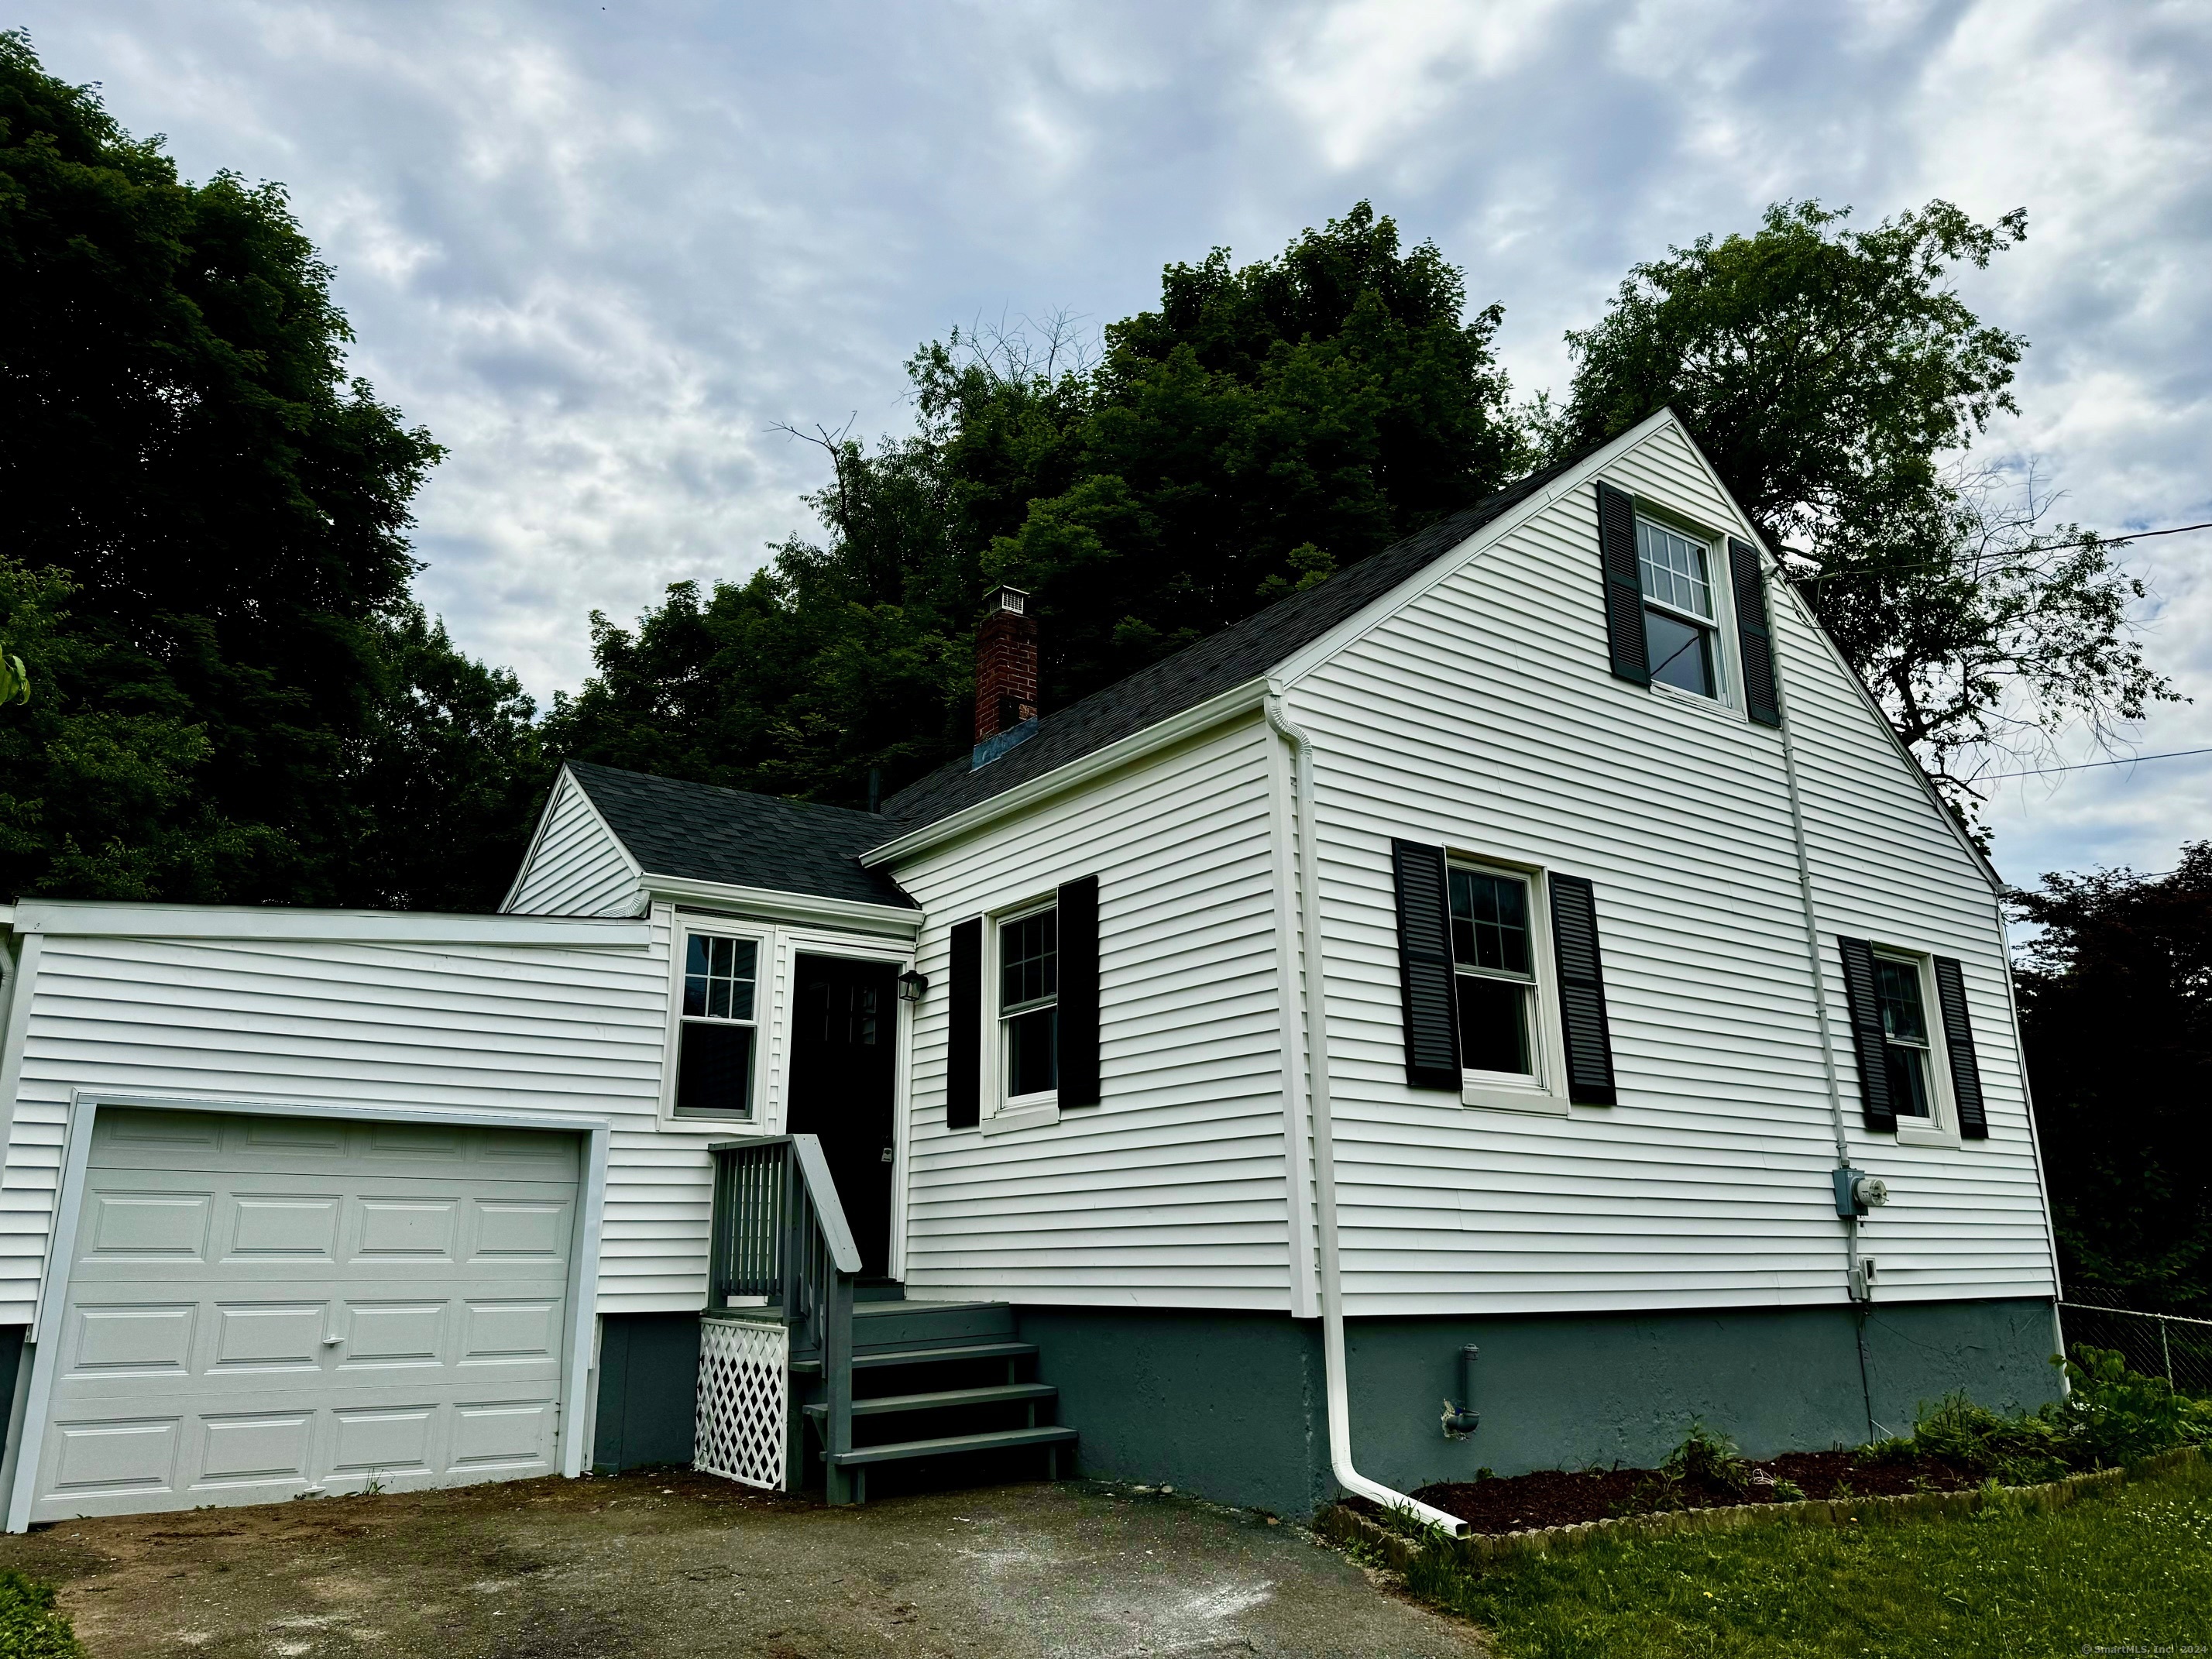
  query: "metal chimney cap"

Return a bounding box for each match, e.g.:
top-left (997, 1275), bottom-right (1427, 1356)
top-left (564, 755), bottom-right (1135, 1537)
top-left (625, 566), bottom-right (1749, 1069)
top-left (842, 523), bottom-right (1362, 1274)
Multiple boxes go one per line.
top-left (991, 585), bottom-right (1029, 614)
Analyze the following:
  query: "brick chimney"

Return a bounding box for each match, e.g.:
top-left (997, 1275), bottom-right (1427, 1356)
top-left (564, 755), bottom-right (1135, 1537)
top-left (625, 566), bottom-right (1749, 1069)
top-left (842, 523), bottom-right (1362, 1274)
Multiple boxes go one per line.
top-left (974, 586), bottom-right (1039, 744)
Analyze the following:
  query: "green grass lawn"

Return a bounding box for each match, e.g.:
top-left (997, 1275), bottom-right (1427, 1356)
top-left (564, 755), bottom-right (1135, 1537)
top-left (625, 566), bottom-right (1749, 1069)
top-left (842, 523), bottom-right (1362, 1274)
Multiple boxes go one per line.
top-left (1403, 1457), bottom-right (2212, 1658)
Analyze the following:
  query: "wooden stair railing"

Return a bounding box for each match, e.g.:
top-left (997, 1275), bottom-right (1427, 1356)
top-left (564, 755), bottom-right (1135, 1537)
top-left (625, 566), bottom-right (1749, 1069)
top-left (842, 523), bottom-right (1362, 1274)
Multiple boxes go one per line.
top-left (707, 1135), bottom-right (863, 1501)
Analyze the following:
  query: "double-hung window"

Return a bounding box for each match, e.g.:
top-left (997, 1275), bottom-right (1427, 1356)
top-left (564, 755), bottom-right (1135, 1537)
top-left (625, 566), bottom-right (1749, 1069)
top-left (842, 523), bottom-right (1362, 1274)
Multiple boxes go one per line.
top-left (1637, 517), bottom-right (1720, 699)
top-left (998, 902), bottom-right (1058, 1106)
top-left (675, 932), bottom-right (759, 1118)
top-left (1451, 866), bottom-right (1539, 1081)
top-left (1873, 951), bottom-right (1936, 1120)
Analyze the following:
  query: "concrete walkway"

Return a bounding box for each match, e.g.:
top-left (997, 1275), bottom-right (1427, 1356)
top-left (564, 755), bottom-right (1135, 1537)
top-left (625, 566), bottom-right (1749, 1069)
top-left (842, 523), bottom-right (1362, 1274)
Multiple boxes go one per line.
top-left (0, 1468), bottom-right (1486, 1657)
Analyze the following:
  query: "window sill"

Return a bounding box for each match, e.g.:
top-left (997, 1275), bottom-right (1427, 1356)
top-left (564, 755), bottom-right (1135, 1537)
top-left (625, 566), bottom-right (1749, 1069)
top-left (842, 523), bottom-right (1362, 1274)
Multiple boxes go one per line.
top-left (1894, 1121), bottom-right (1963, 1149)
top-left (1648, 678), bottom-right (1750, 725)
top-left (1462, 1079), bottom-right (1571, 1117)
top-left (980, 1100), bottom-right (1061, 1136)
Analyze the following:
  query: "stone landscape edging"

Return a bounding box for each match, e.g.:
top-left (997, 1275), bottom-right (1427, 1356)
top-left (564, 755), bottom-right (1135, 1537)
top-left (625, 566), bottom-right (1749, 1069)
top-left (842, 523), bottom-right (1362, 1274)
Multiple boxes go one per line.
top-left (1312, 1444), bottom-right (2203, 1573)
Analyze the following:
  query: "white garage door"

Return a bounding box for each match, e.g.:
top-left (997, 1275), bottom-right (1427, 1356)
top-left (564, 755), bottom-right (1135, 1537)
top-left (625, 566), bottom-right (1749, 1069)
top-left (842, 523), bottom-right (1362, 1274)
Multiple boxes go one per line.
top-left (28, 1108), bottom-right (581, 1522)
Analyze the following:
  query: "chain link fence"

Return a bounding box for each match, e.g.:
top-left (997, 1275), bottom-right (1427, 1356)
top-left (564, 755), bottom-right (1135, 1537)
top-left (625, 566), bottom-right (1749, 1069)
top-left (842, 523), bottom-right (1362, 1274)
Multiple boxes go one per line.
top-left (2059, 1297), bottom-right (2212, 1397)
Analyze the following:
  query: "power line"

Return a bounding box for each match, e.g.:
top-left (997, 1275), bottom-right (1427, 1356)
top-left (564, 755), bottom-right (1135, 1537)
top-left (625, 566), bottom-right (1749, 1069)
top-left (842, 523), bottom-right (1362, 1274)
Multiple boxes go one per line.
top-left (1978, 745), bottom-right (2212, 782)
top-left (1787, 518), bottom-right (2212, 582)
top-left (2100, 518), bottom-right (2212, 542)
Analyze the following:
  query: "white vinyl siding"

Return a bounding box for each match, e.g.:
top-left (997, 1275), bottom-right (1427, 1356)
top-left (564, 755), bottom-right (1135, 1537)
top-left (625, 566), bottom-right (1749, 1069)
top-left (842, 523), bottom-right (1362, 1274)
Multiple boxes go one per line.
top-left (0, 915), bottom-right (740, 1324)
top-left (1284, 419), bottom-right (2051, 1317)
top-left (505, 773), bottom-right (644, 918)
top-left (892, 720), bottom-right (1294, 1310)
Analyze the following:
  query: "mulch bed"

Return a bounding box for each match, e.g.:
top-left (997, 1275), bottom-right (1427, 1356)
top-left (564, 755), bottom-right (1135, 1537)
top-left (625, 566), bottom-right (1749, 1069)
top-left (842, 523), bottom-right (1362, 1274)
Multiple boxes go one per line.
top-left (1348, 1451), bottom-right (1981, 1535)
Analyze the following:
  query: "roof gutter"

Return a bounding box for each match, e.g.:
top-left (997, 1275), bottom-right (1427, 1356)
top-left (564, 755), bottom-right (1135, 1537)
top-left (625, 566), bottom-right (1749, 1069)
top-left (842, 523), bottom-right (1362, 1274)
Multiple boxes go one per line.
top-left (644, 874), bottom-right (922, 939)
top-left (7, 900), bottom-right (653, 948)
top-left (1265, 683), bottom-right (1468, 1538)
top-left (863, 678), bottom-right (1273, 869)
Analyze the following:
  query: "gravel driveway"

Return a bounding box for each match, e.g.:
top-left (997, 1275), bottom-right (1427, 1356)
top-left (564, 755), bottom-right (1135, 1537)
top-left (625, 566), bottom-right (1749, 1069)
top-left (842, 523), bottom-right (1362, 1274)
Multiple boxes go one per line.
top-left (0, 1468), bottom-right (1483, 1657)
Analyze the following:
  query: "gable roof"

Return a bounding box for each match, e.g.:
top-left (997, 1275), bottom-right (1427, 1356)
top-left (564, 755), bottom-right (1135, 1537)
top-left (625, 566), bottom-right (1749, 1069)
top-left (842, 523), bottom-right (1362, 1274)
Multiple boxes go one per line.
top-left (881, 455), bottom-right (1584, 828)
top-left (565, 761), bottom-right (915, 909)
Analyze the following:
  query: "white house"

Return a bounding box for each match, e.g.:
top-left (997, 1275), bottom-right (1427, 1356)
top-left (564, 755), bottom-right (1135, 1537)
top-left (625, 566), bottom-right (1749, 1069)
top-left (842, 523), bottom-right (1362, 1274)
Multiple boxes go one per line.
top-left (0, 409), bottom-right (2063, 1528)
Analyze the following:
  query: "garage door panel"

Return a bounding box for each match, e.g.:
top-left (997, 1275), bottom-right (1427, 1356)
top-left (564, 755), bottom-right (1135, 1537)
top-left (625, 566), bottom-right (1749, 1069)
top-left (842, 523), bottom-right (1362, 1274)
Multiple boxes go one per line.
top-left (209, 1302), bottom-right (328, 1371)
top-left (227, 1195), bottom-right (343, 1260)
top-left (354, 1198), bottom-right (462, 1262)
top-left (234, 1118), bottom-right (348, 1156)
top-left (50, 1416), bottom-right (181, 1499)
top-left (471, 1199), bottom-right (571, 1262)
top-left (474, 1130), bottom-right (581, 1177)
top-left (364, 1121), bottom-right (468, 1159)
top-left (85, 1191), bottom-right (213, 1261)
top-left (459, 1298), bottom-right (565, 1364)
top-left (65, 1302), bottom-right (197, 1377)
top-left (33, 1110), bottom-right (582, 1523)
top-left (196, 1410), bottom-right (315, 1486)
top-left (449, 1400), bottom-right (558, 1472)
top-left (339, 1300), bottom-right (446, 1366)
top-left (100, 1108), bottom-right (222, 1150)
top-left (329, 1404), bottom-right (439, 1476)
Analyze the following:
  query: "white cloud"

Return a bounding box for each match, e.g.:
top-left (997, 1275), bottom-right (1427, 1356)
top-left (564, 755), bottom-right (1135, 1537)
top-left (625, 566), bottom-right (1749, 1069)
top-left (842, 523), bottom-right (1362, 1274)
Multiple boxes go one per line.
top-left (13, 0), bottom-right (2210, 877)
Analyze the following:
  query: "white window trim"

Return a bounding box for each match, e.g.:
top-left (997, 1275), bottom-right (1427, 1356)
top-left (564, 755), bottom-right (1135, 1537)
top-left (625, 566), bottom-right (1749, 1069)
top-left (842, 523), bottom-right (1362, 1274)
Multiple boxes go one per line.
top-left (661, 917), bottom-right (771, 1125)
top-left (982, 894), bottom-right (1061, 1132)
top-left (1635, 508), bottom-right (1742, 716)
top-left (1450, 856), bottom-right (1574, 1117)
top-left (1870, 945), bottom-right (1963, 1149)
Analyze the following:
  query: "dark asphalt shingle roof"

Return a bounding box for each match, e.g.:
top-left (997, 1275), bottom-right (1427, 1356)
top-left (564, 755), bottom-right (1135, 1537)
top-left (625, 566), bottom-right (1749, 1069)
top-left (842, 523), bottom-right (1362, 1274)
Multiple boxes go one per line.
top-left (565, 761), bottom-right (915, 908)
top-left (881, 457), bottom-right (1580, 830)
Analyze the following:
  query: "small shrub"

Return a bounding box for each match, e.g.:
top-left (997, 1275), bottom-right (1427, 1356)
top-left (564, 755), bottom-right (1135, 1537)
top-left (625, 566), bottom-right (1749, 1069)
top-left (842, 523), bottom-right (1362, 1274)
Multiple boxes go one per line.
top-left (1853, 1434), bottom-right (1917, 1467)
top-left (1661, 1421), bottom-right (1753, 1495)
top-left (1771, 1478), bottom-right (1806, 1502)
top-left (1907, 1391), bottom-right (2068, 1484)
top-left (0, 1571), bottom-right (83, 1658)
top-left (2059, 1345), bottom-right (2190, 1468)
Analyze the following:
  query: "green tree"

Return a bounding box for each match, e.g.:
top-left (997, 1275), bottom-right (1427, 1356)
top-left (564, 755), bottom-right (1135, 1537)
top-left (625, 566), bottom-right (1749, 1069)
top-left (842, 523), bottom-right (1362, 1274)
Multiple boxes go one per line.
top-left (1550, 200), bottom-right (2178, 819)
top-left (2013, 844), bottom-right (2212, 1314)
top-left (0, 31), bottom-right (531, 906)
top-left (342, 604), bottom-right (544, 912)
top-left (549, 203), bottom-right (1526, 802)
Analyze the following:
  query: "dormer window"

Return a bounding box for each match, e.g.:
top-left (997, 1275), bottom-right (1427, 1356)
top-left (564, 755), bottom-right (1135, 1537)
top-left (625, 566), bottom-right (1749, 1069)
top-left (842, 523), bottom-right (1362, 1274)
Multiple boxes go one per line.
top-left (1636, 517), bottom-right (1718, 698)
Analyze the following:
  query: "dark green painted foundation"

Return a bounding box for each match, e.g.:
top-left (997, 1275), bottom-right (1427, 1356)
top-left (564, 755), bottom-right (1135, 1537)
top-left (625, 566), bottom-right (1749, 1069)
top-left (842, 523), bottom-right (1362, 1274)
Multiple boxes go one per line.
top-left (592, 1313), bottom-right (701, 1472)
top-left (1015, 1297), bottom-right (2062, 1520)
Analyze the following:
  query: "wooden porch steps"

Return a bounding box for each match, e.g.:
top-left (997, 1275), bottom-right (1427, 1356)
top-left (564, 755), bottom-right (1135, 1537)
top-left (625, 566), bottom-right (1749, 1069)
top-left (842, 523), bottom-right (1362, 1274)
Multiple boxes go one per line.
top-left (792, 1297), bottom-right (1073, 1503)
top-left (833, 1424), bottom-right (1078, 1470)
top-left (804, 1382), bottom-right (1058, 1419)
top-left (790, 1339), bottom-right (1039, 1375)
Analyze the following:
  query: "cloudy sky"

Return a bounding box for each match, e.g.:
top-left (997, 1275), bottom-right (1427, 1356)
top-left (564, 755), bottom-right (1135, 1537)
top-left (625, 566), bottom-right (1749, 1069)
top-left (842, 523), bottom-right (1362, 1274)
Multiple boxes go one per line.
top-left (20, 0), bottom-right (2212, 887)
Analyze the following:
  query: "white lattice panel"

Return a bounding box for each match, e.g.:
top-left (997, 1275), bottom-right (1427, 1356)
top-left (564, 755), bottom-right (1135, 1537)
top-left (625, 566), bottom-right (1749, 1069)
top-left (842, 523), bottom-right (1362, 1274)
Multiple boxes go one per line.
top-left (696, 1314), bottom-right (788, 1490)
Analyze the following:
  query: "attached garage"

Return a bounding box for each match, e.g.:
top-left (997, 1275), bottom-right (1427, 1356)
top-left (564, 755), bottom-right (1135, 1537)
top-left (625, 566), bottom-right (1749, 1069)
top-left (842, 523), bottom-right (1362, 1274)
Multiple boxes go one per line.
top-left (16, 1105), bottom-right (589, 1523)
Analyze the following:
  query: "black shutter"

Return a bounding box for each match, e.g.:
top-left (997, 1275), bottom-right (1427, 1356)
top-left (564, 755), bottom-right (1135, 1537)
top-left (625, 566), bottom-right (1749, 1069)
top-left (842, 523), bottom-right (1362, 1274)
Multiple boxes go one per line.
top-left (1596, 483), bottom-right (1650, 685)
top-left (1547, 874), bottom-right (1619, 1106)
top-left (1056, 875), bottom-right (1101, 1108)
top-left (946, 918), bottom-right (982, 1129)
top-left (1837, 936), bottom-right (1896, 1132)
top-left (1932, 957), bottom-right (1989, 1140)
top-left (1728, 538), bottom-right (1781, 728)
top-left (1391, 840), bottom-right (1461, 1090)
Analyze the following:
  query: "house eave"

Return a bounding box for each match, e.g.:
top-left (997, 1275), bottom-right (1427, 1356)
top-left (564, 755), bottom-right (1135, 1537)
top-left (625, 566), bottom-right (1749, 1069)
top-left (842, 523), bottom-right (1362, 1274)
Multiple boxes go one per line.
top-left (860, 677), bottom-right (1274, 869)
top-left (641, 874), bottom-right (922, 939)
top-left (8, 899), bottom-right (654, 948)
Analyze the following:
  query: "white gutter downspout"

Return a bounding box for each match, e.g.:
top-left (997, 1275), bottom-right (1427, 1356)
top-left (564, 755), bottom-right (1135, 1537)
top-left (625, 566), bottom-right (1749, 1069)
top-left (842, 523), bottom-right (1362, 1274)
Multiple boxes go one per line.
top-left (1266, 685), bottom-right (1468, 1537)
top-left (1767, 569), bottom-right (1883, 1439)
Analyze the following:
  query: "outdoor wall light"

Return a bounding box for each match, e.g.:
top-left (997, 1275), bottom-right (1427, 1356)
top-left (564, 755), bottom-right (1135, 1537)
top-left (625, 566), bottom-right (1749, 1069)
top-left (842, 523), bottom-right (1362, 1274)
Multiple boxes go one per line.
top-left (897, 968), bottom-right (929, 1004)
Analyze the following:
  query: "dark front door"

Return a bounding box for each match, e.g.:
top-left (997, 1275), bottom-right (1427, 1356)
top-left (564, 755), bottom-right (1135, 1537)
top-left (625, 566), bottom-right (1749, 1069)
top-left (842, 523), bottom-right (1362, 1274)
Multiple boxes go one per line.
top-left (785, 953), bottom-right (898, 1278)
